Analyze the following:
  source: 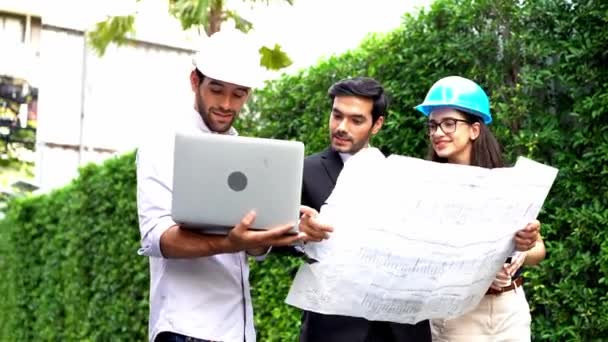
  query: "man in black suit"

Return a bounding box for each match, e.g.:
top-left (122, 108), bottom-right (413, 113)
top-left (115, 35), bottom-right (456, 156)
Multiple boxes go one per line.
top-left (297, 77), bottom-right (431, 342)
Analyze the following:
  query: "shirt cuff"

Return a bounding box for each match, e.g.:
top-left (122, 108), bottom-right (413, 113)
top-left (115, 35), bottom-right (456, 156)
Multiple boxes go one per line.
top-left (138, 216), bottom-right (176, 258)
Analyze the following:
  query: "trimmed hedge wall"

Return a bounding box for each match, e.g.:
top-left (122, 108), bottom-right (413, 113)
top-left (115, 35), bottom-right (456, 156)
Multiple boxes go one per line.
top-left (0, 153), bottom-right (148, 341)
top-left (1, 0), bottom-right (607, 341)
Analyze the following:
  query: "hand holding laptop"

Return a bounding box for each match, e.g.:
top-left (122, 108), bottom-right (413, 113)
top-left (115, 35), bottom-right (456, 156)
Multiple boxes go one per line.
top-left (223, 206), bottom-right (334, 250)
top-left (160, 210), bottom-right (305, 258)
top-left (227, 210), bottom-right (304, 251)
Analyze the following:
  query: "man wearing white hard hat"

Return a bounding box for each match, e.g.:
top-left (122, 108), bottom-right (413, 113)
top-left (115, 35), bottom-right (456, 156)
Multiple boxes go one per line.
top-left (136, 30), bottom-right (304, 342)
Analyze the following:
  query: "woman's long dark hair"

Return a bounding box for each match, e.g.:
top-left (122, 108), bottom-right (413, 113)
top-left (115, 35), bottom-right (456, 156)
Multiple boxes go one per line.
top-left (427, 111), bottom-right (504, 169)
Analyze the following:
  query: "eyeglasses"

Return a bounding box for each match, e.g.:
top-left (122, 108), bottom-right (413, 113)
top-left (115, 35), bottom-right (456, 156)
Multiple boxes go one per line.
top-left (426, 118), bottom-right (471, 135)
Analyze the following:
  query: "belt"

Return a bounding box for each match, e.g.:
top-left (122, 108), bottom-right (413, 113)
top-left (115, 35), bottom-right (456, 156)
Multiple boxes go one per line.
top-left (485, 276), bottom-right (524, 295)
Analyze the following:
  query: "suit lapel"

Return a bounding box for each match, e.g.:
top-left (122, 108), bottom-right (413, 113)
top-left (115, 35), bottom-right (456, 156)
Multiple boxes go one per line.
top-left (320, 147), bottom-right (343, 186)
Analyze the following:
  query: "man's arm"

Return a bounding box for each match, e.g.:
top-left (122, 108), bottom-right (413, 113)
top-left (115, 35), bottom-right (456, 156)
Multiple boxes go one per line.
top-left (159, 211), bottom-right (298, 258)
top-left (159, 225), bottom-right (231, 258)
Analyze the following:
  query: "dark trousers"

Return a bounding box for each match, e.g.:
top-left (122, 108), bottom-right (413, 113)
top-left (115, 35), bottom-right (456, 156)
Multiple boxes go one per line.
top-left (300, 311), bottom-right (432, 342)
top-left (155, 331), bottom-right (216, 342)
top-left (366, 320), bottom-right (432, 342)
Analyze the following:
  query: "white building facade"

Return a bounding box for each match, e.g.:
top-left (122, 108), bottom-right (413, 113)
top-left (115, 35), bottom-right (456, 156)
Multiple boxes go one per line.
top-left (0, 0), bottom-right (198, 190)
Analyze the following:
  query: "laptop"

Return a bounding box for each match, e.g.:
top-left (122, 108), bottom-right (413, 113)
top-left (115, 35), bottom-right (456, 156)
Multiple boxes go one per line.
top-left (171, 131), bottom-right (304, 234)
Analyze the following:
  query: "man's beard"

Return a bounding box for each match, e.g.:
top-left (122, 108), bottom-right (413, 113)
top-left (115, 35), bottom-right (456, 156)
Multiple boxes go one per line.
top-left (330, 130), bottom-right (370, 154)
top-left (196, 93), bottom-right (236, 133)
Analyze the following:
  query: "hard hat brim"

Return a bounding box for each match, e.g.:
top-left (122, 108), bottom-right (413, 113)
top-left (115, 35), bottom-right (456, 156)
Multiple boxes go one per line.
top-left (414, 104), bottom-right (493, 124)
top-left (195, 64), bottom-right (262, 89)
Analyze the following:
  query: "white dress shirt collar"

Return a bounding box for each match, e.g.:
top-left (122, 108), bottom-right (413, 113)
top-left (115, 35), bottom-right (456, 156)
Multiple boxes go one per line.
top-left (338, 144), bottom-right (371, 164)
top-left (339, 152), bottom-right (353, 163)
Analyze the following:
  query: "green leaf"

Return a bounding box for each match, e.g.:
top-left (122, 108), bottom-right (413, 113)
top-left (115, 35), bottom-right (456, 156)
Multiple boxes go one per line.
top-left (169, 0), bottom-right (210, 30)
top-left (223, 10), bottom-right (253, 33)
top-left (259, 44), bottom-right (293, 70)
top-left (87, 16), bottom-right (136, 56)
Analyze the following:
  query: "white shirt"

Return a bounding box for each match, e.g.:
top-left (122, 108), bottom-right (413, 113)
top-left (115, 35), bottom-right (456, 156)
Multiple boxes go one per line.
top-left (338, 144), bottom-right (373, 164)
top-left (136, 108), bottom-right (256, 342)
top-left (339, 152), bottom-right (353, 163)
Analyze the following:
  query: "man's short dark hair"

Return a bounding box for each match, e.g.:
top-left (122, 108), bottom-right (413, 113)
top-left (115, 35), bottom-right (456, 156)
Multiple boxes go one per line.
top-left (328, 77), bottom-right (389, 123)
top-left (195, 68), bottom-right (206, 85)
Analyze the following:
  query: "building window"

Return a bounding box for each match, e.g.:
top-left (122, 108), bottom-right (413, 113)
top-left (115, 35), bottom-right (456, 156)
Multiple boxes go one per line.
top-left (0, 13), bottom-right (25, 46)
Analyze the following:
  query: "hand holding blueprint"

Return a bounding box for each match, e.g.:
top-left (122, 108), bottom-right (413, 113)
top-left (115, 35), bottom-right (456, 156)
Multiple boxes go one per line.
top-left (286, 148), bottom-right (558, 324)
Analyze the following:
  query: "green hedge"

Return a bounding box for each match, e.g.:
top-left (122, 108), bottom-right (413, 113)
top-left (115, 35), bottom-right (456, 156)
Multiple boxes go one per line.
top-left (0, 150), bottom-right (304, 341)
top-left (1, 0), bottom-right (607, 341)
top-left (0, 153), bottom-right (149, 341)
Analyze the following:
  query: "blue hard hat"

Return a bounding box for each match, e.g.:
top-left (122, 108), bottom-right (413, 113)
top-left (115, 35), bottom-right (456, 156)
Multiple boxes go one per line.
top-left (414, 76), bottom-right (492, 124)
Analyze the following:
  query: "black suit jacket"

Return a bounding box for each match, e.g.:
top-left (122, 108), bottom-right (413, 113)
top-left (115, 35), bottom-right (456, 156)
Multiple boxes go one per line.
top-left (298, 148), bottom-right (431, 342)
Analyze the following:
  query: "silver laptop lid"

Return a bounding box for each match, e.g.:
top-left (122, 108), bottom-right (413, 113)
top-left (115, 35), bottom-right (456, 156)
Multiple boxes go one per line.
top-left (171, 131), bottom-right (304, 232)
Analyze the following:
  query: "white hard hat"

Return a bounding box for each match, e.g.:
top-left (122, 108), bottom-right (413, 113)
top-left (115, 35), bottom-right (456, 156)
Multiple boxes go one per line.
top-left (192, 30), bottom-right (262, 89)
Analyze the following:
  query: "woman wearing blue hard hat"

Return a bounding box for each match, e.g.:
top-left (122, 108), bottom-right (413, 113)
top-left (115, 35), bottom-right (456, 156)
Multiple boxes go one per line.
top-left (415, 76), bottom-right (546, 341)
